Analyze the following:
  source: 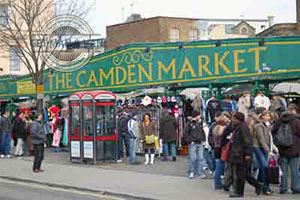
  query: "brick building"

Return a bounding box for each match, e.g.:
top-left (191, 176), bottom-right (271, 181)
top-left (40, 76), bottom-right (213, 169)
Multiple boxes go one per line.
top-left (257, 0), bottom-right (300, 37)
top-left (106, 15), bottom-right (271, 50)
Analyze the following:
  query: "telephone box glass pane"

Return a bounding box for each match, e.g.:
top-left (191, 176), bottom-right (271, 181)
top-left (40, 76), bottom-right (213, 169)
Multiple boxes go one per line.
top-left (83, 104), bottom-right (94, 137)
top-left (71, 105), bottom-right (80, 137)
top-left (96, 105), bottom-right (115, 136)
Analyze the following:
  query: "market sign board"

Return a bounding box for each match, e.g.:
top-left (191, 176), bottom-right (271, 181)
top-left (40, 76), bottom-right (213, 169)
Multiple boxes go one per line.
top-left (44, 36), bottom-right (300, 94)
top-left (1, 36), bottom-right (300, 98)
top-left (17, 80), bottom-right (36, 95)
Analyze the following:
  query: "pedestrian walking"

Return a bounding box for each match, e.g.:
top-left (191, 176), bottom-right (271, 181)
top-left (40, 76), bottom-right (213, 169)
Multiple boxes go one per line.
top-left (184, 110), bottom-right (207, 179)
top-left (228, 112), bottom-right (254, 198)
top-left (272, 106), bottom-right (300, 194)
top-left (160, 107), bottom-right (177, 162)
top-left (140, 113), bottom-right (157, 165)
top-left (31, 114), bottom-right (47, 173)
top-left (251, 110), bottom-right (273, 195)
top-left (0, 110), bottom-right (12, 158)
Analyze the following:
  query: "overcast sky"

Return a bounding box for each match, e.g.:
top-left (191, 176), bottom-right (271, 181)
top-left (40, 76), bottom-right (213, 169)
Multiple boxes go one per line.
top-left (85, 0), bottom-right (297, 37)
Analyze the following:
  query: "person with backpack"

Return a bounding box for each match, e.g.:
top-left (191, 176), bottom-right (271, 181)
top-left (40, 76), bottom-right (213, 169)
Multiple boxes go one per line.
top-left (272, 106), bottom-right (300, 194)
top-left (184, 110), bottom-right (207, 179)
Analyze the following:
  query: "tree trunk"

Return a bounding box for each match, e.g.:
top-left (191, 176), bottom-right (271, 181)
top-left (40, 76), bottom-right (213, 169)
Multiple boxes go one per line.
top-left (36, 71), bottom-right (44, 115)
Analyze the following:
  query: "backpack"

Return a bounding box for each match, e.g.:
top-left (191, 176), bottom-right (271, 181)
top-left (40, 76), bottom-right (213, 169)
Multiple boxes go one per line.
top-left (274, 123), bottom-right (294, 148)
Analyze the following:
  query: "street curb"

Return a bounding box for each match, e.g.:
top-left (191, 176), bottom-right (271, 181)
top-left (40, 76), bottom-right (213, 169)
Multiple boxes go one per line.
top-left (0, 176), bottom-right (157, 200)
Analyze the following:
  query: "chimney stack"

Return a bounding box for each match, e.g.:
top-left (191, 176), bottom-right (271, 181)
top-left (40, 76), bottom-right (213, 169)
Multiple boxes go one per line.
top-left (297, 0), bottom-right (300, 24)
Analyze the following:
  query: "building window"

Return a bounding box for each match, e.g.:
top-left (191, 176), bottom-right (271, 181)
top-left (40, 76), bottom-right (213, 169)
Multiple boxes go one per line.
top-left (0, 4), bottom-right (8, 26)
top-left (188, 29), bottom-right (198, 41)
top-left (169, 28), bottom-right (180, 42)
top-left (240, 27), bottom-right (248, 35)
top-left (10, 48), bottom-right (20, 72)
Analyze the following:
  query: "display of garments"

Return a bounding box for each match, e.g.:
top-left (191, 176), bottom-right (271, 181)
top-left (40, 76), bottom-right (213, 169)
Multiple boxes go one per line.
top-left (238, 96), bottom-right (252, 117)
top-left (62, 119), bottom-right (69, 146)
top-left (206, 98), bottom-right (221, 123)
top-left (254, 95), bottom-right (271, 110)
top-left (52, 129), bottom-right (62, 147)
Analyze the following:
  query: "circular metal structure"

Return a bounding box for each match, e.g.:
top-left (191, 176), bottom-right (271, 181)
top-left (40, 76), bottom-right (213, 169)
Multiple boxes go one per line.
top-left (41, 15), bottom-right (94, 72)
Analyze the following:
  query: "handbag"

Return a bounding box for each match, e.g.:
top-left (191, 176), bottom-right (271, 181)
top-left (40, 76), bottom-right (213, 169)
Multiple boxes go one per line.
top-left (264, 157), bottom-right (280, 184)
top-left (220, 142), bottom-right (231, 162)
top-left (145, 135), bottom-right (155, 144)
top-left (154, 136), bottom-right (160, 150)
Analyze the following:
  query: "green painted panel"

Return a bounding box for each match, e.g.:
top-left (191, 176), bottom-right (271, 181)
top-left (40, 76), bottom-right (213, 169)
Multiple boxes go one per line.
top-left (2, 36), bottom-right (300, 98)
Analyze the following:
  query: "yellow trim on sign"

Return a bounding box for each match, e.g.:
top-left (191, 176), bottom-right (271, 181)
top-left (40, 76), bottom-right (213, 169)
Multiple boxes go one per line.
top-left (38, 67), bottom-right (300, 95)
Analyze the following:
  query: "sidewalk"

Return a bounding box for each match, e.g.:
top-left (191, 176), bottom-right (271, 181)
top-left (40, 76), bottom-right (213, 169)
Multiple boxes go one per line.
top-left (0, 150), bottom-right (296, 200)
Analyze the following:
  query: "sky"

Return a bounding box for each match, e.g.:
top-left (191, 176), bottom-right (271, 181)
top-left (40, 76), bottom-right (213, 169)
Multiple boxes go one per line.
top-left (85, 0), bottom-right (297, 37)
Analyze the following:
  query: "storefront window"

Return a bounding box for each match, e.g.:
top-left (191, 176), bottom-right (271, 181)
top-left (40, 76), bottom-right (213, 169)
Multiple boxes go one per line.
top-left (96, 105), bottom-right (115, 136)
top-left (71, 105), bottom-right (80, 137)
top-left (83, 104), bottom-right (94, 136)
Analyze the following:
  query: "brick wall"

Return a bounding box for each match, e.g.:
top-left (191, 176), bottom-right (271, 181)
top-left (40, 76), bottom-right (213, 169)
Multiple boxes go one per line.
top-left (297, 0), bottom-right (300, 24)
top-left (106, 17), bottom-right (199, 50)
top-left (106, 18), bottom-right (161, 50)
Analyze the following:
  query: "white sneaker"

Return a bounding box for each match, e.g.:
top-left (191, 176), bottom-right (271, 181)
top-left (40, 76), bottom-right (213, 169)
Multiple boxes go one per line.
top-left (5, 155), bottom-right (11, 159)
top-left (0, 155), bottom-right (4, 158)
top-left (117, 159), bottom-right (122, 163)
top-left (189, 172), bottom-right (194, 179)
top-left (198, 174), bottom-right (207, 179)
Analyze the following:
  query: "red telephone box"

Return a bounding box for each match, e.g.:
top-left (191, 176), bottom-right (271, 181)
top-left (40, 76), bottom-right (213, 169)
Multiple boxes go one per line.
top-left (69, 91), bottom-right (117, 164)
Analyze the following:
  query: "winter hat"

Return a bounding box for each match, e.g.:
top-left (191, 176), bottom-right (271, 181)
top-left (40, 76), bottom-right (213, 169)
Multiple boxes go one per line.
top-left (192, 110), bottom-right (201, 118)
top-left (233, 112), bottom-right (245, 122)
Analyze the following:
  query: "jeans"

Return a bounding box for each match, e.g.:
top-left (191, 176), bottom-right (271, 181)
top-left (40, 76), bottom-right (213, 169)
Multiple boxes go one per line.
top-left (129, 138), bottom-right (138, 164)
top-left (23, 138), bottom-right (28, 156)
top-left (215, 159), bottom-right (225, 189)
top-left (279, 157), bottom-right (300, 193)
top-left (188, 143), bottom-right (205, 176)
top-left (1, 132), bottom-right (11, 156)
top-left (33, 144), bottom-right (44, 171)
top-left (253, 147), bottom-right (270, 192)
top-left (204, 149), bottom-right (215, 172)
top-left (163, 142), bottom-right (176, 158)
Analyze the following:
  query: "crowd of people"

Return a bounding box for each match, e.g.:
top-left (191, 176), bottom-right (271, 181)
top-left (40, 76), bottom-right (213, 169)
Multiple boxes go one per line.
top-left (0, 110), bottom-right (47, 173)
top-left (183, 91), bottom-right (300, 198)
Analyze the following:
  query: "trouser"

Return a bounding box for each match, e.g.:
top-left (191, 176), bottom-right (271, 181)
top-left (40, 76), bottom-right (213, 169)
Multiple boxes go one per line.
top-left (129, 138), bottom-right (138, 164)
top-left (204, 149), bottom-right (215, 171)
top-left (23, 138), bottom-right (28, 156)
top-left (188, 143), bottom-right (205, 176)
top-left (232, 163), bottom-right (247, 195)
top-left (1, 132), bottom-right (11, 156)
top-left (118, 133), bottom-right (130, 158)
top-left (214, 159), bottom-right (225, 189)
top-left (279, 156), bottom-right (300, 193)
top-left (33, 144), bottom-right (44, 171)
top-left (223, 162), bottom-right (233, 189)
top-left (163, 142), bottom-right (177, 158)
top-left (253, 147), bottom-right (270, 192)
top-left (15, 138), bottom-right (24, 156)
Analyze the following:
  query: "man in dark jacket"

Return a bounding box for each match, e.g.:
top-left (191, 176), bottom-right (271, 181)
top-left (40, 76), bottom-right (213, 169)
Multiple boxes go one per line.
top-left (32, 114), bottom-right (47, 173)
top-left (0, 110), bottom-right (12, 158)
top-left (117, 112), bottom-right (130, 161)
top-left (228, 112), bottom-right (254, 198)
top-left (13, 113), bottom-right (27, 156)
top-left (184, 110), bottom-right (206, 179)
top-left (272, 108), bottom-right (300, 194)
top-left (160, 107), bottom-right (177, 161)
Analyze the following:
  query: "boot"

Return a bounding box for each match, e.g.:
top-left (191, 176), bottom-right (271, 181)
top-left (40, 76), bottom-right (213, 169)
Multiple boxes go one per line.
top-left (150, 154), bottom-right (155, 165)
top-left (144, 154), bottom-right (149, 165)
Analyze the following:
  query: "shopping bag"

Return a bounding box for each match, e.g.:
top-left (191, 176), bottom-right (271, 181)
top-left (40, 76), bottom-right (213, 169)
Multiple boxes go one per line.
top-left (154, 136), bottom-right (160, 150)
top-left (264, 166), bottom-right (280, 184)
top-left (220, 142), bottom-right (230, 162)
top-left (145, 135), bottom-right (155, 144)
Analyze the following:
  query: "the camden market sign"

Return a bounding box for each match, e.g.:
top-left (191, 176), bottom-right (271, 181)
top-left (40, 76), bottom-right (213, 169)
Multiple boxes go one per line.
top-left (1, 36), bottom-right (300, 98)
